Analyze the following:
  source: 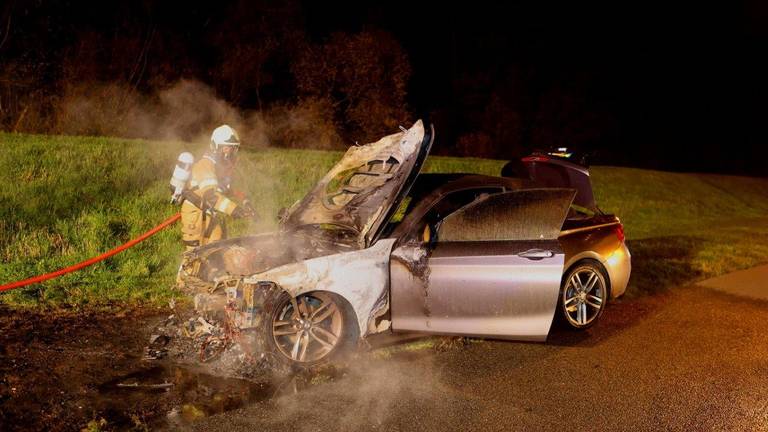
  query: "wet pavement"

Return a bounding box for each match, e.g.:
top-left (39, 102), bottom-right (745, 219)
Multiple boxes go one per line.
top-left (91, 361), bottom-right (355, 430)
top-left (96, 364), bottom-right (272, 429)
top-left (0, 304), bottom-right (346, 431)
top-left (2, 279), bottom-right (768, 431)
top-left (190, 285), bottom-right (768, 432)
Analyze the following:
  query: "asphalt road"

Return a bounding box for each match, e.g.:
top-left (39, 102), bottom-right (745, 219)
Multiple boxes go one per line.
top-left (190, 281), bottom-right (768, 432)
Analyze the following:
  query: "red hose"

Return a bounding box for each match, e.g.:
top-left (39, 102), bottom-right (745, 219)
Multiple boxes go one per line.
top-left (0, 212), bottom-right (181, 292)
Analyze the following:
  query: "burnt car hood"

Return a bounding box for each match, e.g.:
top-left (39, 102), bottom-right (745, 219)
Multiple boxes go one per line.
top-left (183, 233), bottom-right (294, 280)
top-left (282, 120), bottom-right (434, 247)
top-left (183, 228), bottom-right (361, 281)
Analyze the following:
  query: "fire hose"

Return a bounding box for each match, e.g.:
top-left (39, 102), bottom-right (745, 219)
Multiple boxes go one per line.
top-left (0, 212), bottom-right (181, 292)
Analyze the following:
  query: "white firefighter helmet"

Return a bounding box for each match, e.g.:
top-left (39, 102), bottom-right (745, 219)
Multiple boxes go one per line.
top-left (210, 124), bottom-right (241, 152)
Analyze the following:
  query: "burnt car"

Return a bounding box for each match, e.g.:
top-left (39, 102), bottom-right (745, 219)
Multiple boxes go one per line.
top-left (177, 120), bottom-right (631, 365)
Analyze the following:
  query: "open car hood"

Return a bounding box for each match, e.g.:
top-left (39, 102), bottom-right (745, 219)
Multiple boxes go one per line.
top-left (282, 120), bottom-right (434, 247)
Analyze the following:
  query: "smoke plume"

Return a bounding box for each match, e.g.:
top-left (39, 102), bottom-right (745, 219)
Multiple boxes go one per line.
top-left (51, 79), bottom-right (343, 150)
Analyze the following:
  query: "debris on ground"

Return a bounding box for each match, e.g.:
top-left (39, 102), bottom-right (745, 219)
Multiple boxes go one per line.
top-left (116, 381), bottom-right (174, 389)
top-left (141, 305), bottom-right (284, 381)
top-left (144, 333), bottom-right (171, 360)
top-left (435, 336), bottom-right (471, 351)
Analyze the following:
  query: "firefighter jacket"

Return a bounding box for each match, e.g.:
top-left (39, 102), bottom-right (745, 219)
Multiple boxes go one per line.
top-left (180, 152), bottom-right (245, 248)
top-left (184, 153), bottom-right (242, 216)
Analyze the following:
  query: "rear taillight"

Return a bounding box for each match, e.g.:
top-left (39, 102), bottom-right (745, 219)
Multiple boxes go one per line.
top-left (614, 224), bottom-right (625, 242)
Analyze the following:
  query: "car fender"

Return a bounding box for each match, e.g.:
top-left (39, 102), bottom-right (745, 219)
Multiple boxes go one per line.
top-left (243, 238), bottom-right (398, 338)
top-left (563, 250), bottom-right (606, 277)
top-left (563, 248), bottom-right (631, 299)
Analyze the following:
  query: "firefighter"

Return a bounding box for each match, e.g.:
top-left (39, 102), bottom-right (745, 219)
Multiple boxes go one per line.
top-left (180, 124), bottom-right (255, 251)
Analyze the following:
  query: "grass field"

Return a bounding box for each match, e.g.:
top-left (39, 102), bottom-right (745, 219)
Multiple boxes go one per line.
top-left (1, 132), bottom-right (767, 308)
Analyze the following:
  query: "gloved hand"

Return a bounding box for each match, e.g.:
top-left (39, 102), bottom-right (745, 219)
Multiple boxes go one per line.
top-left (233, 203), bottom-right (257, 219)
top-left (242, 199), bottom-right (256, 214)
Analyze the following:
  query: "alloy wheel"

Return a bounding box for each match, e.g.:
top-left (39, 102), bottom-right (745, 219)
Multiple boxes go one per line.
top-left (271, 292), bottom-right (344, 363)
top-left (562, 266), bottom-right (606, 327)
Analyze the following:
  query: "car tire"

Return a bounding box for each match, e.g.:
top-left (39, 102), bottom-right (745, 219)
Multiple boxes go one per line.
top-left (557, 260), bottom-right (609, 330)
top-left (264, 290), bottom-right (358, 367)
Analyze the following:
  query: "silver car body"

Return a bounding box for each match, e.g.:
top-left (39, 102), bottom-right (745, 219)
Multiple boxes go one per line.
top-left (189, 119), bottom-right (629, 345)
top-left (246, 186), bottom-right (576, 341)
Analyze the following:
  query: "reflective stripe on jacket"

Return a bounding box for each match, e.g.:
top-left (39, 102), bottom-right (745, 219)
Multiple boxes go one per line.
top-left (184, 154), bottom-right (239, 216)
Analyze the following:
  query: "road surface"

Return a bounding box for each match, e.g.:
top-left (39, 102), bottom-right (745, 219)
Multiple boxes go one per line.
top-left (191, 280), bottom-right (768, 431)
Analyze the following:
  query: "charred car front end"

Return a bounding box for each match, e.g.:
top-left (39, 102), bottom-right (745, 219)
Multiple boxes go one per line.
top-left (178, 120), bottom-right (433, 363)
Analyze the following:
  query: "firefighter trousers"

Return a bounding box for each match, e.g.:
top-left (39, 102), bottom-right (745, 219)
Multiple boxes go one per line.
top-left (180, 201), bottom-right (225, 251)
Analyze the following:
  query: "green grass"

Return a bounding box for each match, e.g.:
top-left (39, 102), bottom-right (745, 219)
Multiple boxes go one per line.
top-left (591, 166), bottom-right (768, 296)
top-left (1, 132), bottom-right (767, 307)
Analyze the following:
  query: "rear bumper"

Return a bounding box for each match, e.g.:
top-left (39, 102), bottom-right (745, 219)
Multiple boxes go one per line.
top-left (605, 243), bottom-right (631, 298)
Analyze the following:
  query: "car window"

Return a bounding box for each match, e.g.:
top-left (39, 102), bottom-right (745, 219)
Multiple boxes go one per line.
top-left (437, 189), bottom-right (576, 242)
top-left (380, 195), bottom-right (416, 238)
top-left (384, 186), bottom-right (507, 240)
top-left (424, 188), bottom-right (500, 226)
top-left (388, 196), bottom-right (413, 224)
top-left (389, 187), bottom-right (502, 241)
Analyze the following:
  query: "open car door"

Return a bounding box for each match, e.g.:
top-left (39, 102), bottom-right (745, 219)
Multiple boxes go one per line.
top-left (390, 188), bottom-right (576, 341)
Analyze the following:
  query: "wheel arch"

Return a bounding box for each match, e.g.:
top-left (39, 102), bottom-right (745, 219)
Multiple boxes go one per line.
top-left (264, 288), bottom-right (361, 365)
top-left (244, 238), bottom-right (398, 339)
top-left (303, 289), bottom-right (361, 341)
top-left (562, 256), bottom-right (612, 300)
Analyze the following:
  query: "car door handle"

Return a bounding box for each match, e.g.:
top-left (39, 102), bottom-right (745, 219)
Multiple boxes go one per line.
top-left (518, 249), bottom-right (555, 260)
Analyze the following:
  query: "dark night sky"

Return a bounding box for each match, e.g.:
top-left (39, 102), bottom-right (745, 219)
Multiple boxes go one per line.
top-left (1, 0), bottom-right (767, 175)
top-left (320, 2), bottom-right (768, 173)
top-left (303, 1), bottom-right (768, 174)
